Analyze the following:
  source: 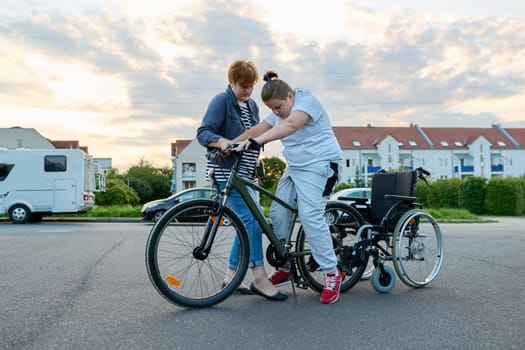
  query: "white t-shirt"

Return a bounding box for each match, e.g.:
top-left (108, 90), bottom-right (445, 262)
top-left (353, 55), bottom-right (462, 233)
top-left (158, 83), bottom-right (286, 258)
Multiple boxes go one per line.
top-left (263, 88), bottom-right (342, 167)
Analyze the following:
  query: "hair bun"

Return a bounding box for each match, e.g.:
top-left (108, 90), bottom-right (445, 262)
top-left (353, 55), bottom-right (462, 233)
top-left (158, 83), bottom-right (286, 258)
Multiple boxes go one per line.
top-left (263, 71), bottom-right (279, 82)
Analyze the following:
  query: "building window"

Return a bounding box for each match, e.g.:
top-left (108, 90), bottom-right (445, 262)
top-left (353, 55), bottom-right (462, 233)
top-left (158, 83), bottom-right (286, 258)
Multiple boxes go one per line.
top-left (352, 140), bottom-right (361, 147)
top-left (182, 163), bottom-right (196, 181)
top-left (346, 159), bottom-right (350, 167)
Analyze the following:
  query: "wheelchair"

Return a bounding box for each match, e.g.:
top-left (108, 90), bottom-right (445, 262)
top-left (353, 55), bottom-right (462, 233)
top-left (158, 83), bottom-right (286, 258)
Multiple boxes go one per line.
top-left (335, 167), bottom-right (444, 293)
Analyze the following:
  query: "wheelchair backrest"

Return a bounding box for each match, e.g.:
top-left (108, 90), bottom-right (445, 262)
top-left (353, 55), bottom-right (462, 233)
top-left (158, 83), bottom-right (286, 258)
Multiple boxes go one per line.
top-left (370, 171), bottom-right (417, 226)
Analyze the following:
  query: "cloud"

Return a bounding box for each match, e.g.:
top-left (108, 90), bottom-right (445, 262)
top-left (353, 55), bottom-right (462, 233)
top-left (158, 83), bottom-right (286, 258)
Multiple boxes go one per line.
top-left (0, 1), bottom-right (524, 171)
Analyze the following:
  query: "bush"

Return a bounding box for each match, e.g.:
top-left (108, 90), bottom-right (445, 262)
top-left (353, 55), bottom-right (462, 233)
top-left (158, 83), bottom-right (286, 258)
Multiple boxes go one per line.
top-left (427, 178), bottom-right (461, 208)
top-left (485, 177), bottom-right (525, 215)
top-left (414, 181), bottom-right (432, 207)
top-left (458, 176), bottom-right (487, 215)
top-left (95, 179), bottom-right (140, 206)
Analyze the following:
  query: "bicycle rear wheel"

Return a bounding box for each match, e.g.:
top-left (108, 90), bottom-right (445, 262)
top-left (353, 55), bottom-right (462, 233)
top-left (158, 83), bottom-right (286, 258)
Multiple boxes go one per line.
top-left (146, 199), bottom-right (250, 308)
top-left (297, 201), bottom-right (366, 293)
top-left (392, 209), bottom-right (444, 288)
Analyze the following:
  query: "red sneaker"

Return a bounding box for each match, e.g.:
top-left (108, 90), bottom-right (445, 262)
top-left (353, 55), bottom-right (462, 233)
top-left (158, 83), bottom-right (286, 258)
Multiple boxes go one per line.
top-left (320, 268), bottom-right (341, 304)
top-left (268, 268), bottom-right (292, 287)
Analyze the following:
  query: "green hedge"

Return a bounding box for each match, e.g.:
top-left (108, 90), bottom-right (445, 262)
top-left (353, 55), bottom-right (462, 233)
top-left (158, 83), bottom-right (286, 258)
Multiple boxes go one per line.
top-left (458, 176), bottom-right (487, 215)
top-left (414, 175), bottom-right (525, 216)
top-left (485, 177), bottom-right (525, 215)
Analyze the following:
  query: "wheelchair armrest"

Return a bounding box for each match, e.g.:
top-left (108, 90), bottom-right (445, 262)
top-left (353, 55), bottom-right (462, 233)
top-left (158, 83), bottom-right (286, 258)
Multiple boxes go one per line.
top-left (384, 194), bottom-right (416, 203)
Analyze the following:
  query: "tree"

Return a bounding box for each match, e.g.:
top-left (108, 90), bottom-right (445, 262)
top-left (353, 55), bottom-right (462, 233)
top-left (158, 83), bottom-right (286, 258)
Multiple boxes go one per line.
top-left (259, 156), bottom-right (286, 192)
top-left (354, 167), bottom-right (364, 187)
top-left (258, 156), bottom-right (286, 207)
top-left (125, 158), bottom-right (172, 203)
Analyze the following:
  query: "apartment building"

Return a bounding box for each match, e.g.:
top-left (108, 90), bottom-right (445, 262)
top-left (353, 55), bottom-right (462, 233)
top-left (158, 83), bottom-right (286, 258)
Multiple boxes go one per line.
top-left (171, 124), bottom-right (525, 191)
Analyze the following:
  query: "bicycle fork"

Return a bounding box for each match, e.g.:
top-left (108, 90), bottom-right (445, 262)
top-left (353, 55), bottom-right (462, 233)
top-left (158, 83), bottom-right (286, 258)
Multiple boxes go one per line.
top-left (193, 198), bottom-right (225, 260)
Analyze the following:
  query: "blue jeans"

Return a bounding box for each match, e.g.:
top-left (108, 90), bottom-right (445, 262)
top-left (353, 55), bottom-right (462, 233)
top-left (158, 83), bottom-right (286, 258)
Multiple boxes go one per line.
top-left (220, 183), bottom-right (264, 269)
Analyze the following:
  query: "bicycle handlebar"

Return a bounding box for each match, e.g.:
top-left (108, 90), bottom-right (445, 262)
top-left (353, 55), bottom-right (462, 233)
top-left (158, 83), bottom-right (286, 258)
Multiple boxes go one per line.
top-left (223, 137), bottom-right (263, 153)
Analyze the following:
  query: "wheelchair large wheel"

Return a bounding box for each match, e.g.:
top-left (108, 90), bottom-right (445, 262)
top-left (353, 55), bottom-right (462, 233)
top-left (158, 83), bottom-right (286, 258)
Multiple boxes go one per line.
top-left (297, 201), bottom-right (366, 293)
top-left (392, 209), bottom-right (444, 288)
top-left (146, 199), bottom-right (250, 308)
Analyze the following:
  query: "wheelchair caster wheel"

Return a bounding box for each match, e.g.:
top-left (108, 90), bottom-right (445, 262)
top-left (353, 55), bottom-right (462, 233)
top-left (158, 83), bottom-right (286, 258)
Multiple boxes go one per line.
top-left (371, 265), bottom-right (396, 293)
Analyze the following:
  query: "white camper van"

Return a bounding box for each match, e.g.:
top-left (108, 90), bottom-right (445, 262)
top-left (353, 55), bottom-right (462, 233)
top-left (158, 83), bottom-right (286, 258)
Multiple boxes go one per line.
top-left (0, 148), bottom-right (100, 224)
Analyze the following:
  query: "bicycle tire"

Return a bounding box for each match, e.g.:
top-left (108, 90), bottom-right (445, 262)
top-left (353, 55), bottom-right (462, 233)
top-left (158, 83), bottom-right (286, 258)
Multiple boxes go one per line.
top-left (145, 198), bottom-right (250, 308)
top-left (297, 201), bottom-right (366, 293)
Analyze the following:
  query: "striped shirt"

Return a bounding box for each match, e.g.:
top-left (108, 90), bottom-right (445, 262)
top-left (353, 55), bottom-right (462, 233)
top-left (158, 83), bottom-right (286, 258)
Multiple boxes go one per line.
top-left (207, 101), bottom-right (260, 182)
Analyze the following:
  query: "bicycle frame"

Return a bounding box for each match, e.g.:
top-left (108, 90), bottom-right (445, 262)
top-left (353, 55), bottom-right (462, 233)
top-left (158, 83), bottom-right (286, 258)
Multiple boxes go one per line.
top-left (210, 150), bottom-right (305, 261)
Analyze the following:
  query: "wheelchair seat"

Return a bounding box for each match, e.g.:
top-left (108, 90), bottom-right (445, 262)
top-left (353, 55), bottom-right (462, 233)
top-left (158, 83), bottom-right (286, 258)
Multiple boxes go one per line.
top-left (369, 171), bottom-right (417, 229)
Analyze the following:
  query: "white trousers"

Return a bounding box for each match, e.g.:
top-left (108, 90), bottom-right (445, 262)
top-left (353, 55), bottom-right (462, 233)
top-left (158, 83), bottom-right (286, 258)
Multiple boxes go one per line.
top-left (270, 160), bottom-right (342, 272)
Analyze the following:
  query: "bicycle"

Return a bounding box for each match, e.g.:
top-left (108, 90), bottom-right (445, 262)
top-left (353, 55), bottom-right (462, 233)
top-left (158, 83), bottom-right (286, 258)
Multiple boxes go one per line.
top-left (145, 141), bottom-right (366, 308)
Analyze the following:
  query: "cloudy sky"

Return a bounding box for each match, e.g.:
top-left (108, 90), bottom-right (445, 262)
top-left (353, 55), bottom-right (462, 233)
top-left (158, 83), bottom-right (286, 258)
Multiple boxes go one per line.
top-left (1, 1), bottom-right (524, 172)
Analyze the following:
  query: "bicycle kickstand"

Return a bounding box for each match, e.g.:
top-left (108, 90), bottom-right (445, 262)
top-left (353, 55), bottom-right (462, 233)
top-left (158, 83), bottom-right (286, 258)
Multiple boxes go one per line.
top-left (288, 257), bottom-right (308, 305)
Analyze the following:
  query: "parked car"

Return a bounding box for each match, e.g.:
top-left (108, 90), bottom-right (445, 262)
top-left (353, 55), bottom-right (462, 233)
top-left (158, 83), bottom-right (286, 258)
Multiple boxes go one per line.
top-left (141, 187), bottom-right (214, 222)
top-left (330, 187), bottom-right (371, 205)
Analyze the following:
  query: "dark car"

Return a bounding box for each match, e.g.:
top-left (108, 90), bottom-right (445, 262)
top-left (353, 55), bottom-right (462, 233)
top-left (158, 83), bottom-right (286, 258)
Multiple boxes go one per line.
top-left (330, 187), bottom-right (371, 205)
top-left (141, 187), bottom-right (214, 222)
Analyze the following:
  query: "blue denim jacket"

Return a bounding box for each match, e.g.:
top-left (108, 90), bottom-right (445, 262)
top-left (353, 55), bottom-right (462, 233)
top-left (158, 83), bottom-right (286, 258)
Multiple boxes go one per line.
top-left (196, 86), bottom-right (259, 150)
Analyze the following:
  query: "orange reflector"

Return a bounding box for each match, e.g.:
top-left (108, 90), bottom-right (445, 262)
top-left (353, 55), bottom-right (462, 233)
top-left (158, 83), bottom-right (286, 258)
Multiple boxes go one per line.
top-left (409, 218), bottom-right (415, 225)
top-left (210, 215), bottom-right (226, 225)
top-left (166, 275), bottom-right (181, 287)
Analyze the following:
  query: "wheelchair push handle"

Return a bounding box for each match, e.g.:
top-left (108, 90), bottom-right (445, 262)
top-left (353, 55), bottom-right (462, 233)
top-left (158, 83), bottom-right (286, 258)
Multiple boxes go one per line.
top-left (414, 167), bottom-right (430, 185)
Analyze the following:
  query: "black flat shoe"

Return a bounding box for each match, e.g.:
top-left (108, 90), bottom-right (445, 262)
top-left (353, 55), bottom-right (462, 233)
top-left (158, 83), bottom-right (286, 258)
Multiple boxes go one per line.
top-left (221, 282), bottom-right (254, 295)
top-left (249, 283), bottom-right (288, 301)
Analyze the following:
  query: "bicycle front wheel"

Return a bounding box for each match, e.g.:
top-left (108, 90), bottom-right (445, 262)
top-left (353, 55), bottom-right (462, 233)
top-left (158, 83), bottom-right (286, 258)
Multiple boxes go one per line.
top-left (392, 209), bottom-right (444, 288)
top-left (297, 201), bottom-right (366, 293)
top-left (145, 199), bottom-right (250, 308)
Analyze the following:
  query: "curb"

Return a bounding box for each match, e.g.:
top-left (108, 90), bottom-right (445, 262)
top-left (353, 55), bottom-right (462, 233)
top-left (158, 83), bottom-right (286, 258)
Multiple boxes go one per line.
top-left (0, 216), bottom-right (144, 223)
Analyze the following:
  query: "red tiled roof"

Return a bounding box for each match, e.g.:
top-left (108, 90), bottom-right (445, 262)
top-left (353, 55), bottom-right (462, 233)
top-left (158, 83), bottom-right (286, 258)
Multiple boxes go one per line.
top-left (334, 125), bottom-right (524, 150)
top-left (420, 127), bottom-right (515, 149)
top-left (51, 140), bottom-right (80, 149)
top-left (502, 128), bottom-right (525, 148)
top-left (171, 139), bottom-right (192, 157)
top-left (333, 125), bottom-right (432, 149)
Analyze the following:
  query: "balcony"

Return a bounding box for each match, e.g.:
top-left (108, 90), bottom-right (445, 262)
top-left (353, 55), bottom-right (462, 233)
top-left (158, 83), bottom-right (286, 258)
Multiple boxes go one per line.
top-left (454, 165), bottom-right (474, 173)
top-left (491, 164), bottom-right (504, 172)
top-left (362, 166), bottom-right (382, 174)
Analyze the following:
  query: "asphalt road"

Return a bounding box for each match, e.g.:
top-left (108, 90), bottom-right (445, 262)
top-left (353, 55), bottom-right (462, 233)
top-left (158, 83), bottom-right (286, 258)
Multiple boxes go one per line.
top-left (0, 218), bottom-right (523, 350)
